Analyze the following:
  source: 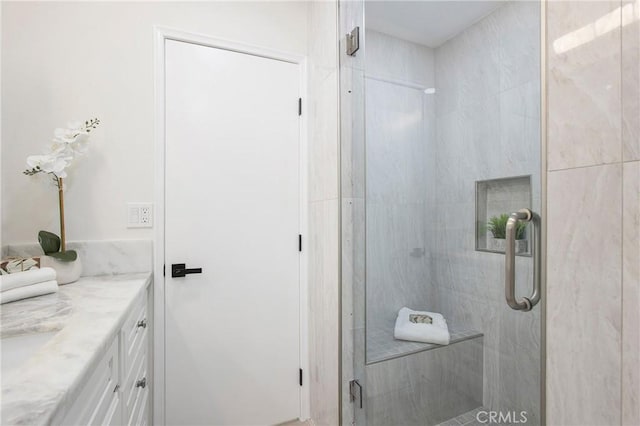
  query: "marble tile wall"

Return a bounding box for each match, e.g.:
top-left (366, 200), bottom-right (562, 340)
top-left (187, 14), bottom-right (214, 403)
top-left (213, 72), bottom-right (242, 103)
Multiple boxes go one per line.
top-left (365, 338), bottom-right (483, 426)
top-left (363, 29), bottom-right (436, 341)
top-left (546, 1), bottom-right (639, 424)
top-left (339, 1), bottom-right (366, 423)
top-left (307, 2), bottom-right (341, 425)
top-left (622, 161), bottom-right (640, 426)
top-left (433, 1), bottom-right (541, 420)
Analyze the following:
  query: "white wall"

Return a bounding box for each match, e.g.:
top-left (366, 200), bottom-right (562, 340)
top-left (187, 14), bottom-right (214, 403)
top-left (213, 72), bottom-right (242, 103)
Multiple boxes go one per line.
top-left (1, 1), bottom-right (308, 244)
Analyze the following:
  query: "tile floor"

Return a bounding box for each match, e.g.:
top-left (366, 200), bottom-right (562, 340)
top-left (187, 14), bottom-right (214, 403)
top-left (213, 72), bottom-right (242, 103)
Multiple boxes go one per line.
top-left (435, 406), bottom-right (525, 426)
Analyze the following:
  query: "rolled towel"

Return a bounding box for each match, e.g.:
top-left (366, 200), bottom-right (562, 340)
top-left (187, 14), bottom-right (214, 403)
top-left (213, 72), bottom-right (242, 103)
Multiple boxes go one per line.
top-left (394, 307), bottom-right (450, 345)
top-left (0, 280), bottom-right (59, 304)
top-left (0, 267), bottom-right (57, 292)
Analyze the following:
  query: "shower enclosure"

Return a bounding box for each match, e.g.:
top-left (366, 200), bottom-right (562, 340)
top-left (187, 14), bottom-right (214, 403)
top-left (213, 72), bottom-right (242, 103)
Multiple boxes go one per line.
top-left (339, 1), bottom-right (546, 425)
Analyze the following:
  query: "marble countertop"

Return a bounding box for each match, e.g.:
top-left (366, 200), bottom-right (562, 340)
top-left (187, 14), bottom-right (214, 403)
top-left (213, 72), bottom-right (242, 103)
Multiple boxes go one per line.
top-left (0, 273), bottom-right (152, 425)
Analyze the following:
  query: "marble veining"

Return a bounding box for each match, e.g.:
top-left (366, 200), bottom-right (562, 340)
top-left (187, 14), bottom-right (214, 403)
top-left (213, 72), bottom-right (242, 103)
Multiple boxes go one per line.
top-left (0, 273), bottom-right (152, 425)
top-left (433, 1), bottom-right (541, 418)
top-left (622, 161), bottom-right (640, 425)
top-left (547, 0), bottom-right (622, 170)
top-left (547, 164), bottom-right (622, 425)
top-left (5, 240), bottom-right (152, 277)
top-left (0, 293), bottom-right (72, 338)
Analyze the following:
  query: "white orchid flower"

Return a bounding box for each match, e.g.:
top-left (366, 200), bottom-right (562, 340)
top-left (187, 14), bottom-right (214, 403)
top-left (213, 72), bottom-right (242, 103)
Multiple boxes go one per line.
top-left (70, 133), bottom-right (90, 155)
top-left (26, 153), bottom-right (71, 178)
top-left (24, 118), bottom-right (99, 180)
top-left (53, 127), bottom-right (78, 144)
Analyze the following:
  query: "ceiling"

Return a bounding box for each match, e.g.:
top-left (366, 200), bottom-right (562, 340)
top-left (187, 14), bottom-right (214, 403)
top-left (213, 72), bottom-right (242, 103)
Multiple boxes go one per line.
top-left (365, 1), bottom-right (505, 48)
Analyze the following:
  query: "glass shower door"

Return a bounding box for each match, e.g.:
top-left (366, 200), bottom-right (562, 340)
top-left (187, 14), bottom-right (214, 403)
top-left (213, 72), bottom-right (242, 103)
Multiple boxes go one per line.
top-left (340, 1), bottom-right (545, 425)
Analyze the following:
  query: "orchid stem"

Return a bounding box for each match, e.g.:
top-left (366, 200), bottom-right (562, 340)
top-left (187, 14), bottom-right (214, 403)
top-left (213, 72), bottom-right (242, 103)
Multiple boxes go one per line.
top-left (58, 177), bottom-right (66, 252)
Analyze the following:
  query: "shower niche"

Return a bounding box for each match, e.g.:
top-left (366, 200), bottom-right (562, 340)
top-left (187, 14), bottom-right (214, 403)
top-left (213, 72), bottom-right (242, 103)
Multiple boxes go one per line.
top-left (475, 175), bottom-right (532, 256)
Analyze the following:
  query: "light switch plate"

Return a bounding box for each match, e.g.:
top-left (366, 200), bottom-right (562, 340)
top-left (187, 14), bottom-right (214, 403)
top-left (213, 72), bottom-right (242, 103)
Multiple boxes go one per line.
top-left (127, 203), bottom-right (153, 228)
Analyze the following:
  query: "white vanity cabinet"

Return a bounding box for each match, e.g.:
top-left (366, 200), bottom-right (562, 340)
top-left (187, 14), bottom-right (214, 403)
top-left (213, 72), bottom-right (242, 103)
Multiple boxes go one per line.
top-left (54, 288), bottom-right (151, 426)
top-left (120, 292), bottom-right (150, 426)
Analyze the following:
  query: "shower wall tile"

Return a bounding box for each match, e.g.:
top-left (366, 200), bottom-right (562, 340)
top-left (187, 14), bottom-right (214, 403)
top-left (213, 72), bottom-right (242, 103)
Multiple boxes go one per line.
top-left (309, 69), bottom-right (339, 202)
top-left (622, 0), bottom-right (640, 161)
top-left (433, 1), bottom-right (541, 419)
top-left (339, 0), bottom-right (364, 71)
top-left (547, 0), bottom-right (622, 170)
top-left (340, 66), bottom-right (365, 199)
top-left (365, 338), bottom-right (483, 426)
top-left (546, 164), bottom-right (622, 426)
top-left (308, 199), bottom-right (340, 426)
top-left (622, 161), bottom-right (640, 425)
top-left (457, 13), bottom-right (500, 109)
top-left (366, 78), bottom-right (426, 203)
top-left (308, 0), bottom-right (338, 72)
top-left (498, 0), bottom-right (541, 92)
top-left (365, 30), bottom-right (434, 87)
top-left (434, 36), bottom-right (461, 116)
top-left (308, 3), bottom-right (340, 424)
top-left (342, 198), bottom-right (365, 331)
top-left (364, 40), bottom-right (434, 338)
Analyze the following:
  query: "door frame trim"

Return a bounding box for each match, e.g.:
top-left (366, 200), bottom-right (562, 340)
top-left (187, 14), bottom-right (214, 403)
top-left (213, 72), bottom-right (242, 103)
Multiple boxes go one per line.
top-left (153, 26), bottom-right (310, 424)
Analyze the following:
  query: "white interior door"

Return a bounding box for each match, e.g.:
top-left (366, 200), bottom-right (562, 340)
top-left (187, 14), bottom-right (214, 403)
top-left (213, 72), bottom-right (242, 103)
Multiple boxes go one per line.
top-left (164, 39), bottom-right (301, 426)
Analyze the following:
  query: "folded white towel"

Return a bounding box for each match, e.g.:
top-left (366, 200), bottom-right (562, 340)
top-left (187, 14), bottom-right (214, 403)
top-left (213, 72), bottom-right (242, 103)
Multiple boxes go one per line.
top-left (394, 307), bottom-right (450, 345)
top-left (0, 267), bottom-right (57, 292)
top-left (0, 280), bottom-right (59, 304)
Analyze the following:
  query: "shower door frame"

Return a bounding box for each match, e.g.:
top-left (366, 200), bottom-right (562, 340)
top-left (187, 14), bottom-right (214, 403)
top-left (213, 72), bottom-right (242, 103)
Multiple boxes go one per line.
top-left (337, 1), bottom-right (549, 424)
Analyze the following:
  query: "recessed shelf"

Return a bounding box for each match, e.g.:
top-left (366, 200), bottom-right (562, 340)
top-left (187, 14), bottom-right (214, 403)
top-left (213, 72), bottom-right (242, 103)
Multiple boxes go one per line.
top-left (475, 175), bottom-right (532, 257)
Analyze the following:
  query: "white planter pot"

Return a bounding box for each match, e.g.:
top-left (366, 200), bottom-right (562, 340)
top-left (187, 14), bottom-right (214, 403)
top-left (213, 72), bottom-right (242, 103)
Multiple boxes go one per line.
top-left (488, 238), bottom-right (528, 254)
top-left (40, 254), bottom-right (82, 285)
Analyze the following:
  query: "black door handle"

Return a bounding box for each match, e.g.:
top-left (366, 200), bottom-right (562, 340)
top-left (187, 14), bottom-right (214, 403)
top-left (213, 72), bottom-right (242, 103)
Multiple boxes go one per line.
top-left (171, 263), bottom-right (203, 278)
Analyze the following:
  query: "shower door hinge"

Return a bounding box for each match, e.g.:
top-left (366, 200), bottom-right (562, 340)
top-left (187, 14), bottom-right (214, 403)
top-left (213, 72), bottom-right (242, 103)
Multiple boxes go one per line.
top-left (346, 27), bottom-right (360, 56)
top-left (298, 234), bottom-right (302, 252)
top-left (299, 368), bottom-right (303, 386)
top-left (349, 379), bottom-right (363, 408)
top-left (298, 98), bottom-right (302, 116)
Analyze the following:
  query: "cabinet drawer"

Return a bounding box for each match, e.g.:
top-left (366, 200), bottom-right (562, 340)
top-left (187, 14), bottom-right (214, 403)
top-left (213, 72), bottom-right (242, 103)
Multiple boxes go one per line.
top-left (128, 374), bottom-right (149, 426)
top-left (54, 338), bottom-right (119, 426)
top-left (121, 293), bottom-right (148, 379)
top-left (123, 335), bottom-right (148, 423)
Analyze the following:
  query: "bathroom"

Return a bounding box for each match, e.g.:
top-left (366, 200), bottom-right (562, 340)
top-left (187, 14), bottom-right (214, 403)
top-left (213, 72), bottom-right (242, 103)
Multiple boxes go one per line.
top-left (0, 1), bottom-right (638, 425)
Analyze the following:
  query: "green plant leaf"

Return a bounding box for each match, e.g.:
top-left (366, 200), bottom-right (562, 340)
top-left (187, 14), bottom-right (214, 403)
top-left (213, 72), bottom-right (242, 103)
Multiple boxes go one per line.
top-left (486, 213), bottom-right (528, 240)
top-left (38, 230), bottom-right (61, 255)
top-left (48, 250), bottom-right (78, 262)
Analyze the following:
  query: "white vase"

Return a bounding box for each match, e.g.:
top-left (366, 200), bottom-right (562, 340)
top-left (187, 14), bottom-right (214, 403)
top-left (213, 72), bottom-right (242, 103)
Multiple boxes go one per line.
top-left (488, 238), bottom-right (528, 254)
top-left (488, 237), bottom-right (506, 252)
top-left (40, 254), bottom-right (82, 285)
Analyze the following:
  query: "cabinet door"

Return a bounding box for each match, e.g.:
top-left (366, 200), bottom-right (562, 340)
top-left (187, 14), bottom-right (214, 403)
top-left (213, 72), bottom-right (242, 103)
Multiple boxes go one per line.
top-left (103, 393), bottom-right (121, 426)
top-left (54, 339), bottom-right (120, 425)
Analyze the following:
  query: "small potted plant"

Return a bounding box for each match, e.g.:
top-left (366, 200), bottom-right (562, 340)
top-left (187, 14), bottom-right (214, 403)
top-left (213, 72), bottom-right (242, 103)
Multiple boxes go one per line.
top-left (24, 118), bottom-right (100, 283)
top-left (486, 213), bottom-right (528, 254)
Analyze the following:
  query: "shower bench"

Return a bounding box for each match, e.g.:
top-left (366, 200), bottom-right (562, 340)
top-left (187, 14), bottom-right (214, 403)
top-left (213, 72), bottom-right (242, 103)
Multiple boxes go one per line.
top-left (367, 325), bottom-right (483, 364)
top-left (364, 325), bottom-right (484, 426)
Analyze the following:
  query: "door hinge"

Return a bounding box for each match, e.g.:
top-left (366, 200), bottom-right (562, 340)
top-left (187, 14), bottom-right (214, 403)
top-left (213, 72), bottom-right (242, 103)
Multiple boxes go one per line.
top-left (163, 264), bottom-right (165, 277)
top-left (349, 379), bottom-right (363, 408)
top-left (299, 368), bottom-right (303, 386)
top-left (298, 234), bottom-right (302, 252)
top-left (298, 98), bottom-right (302, 116)
top-left (346, 27), bottom-right (360, 56)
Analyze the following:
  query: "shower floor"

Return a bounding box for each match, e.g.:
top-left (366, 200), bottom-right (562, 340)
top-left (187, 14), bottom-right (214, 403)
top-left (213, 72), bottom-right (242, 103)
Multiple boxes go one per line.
top-left (367, 325), bottom-right (483, 363)
top-left (434, 407), bottom-right (485, 426)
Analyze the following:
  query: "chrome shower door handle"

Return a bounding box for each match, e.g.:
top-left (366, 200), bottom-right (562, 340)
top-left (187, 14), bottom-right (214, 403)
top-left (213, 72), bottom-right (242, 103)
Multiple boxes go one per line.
top-left (505, 208), bottom-right (541, 311)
